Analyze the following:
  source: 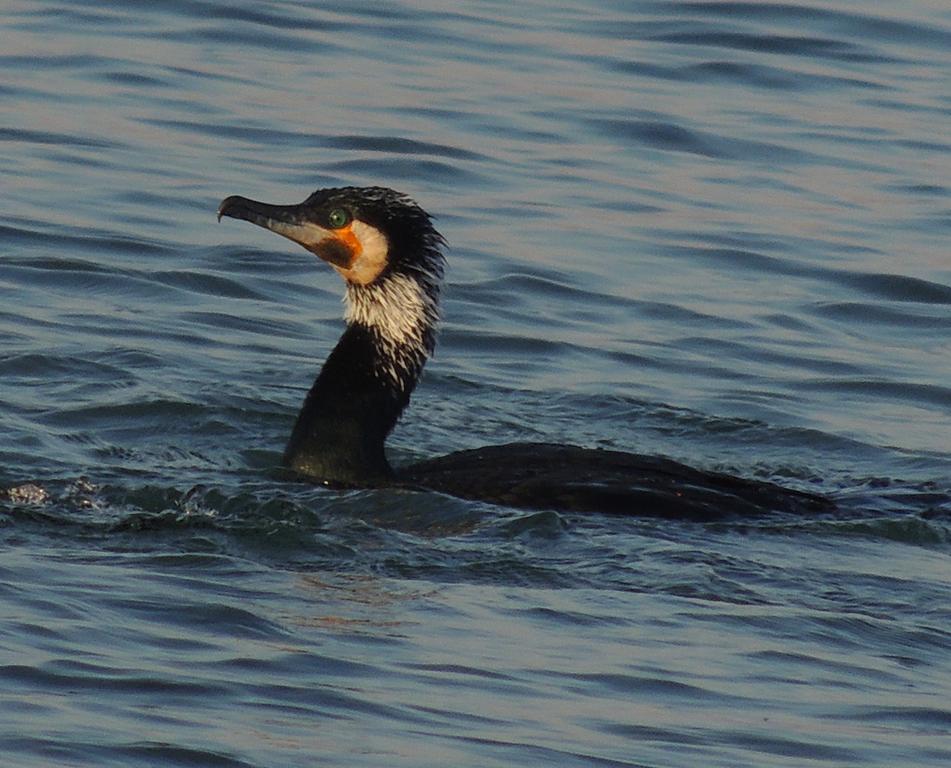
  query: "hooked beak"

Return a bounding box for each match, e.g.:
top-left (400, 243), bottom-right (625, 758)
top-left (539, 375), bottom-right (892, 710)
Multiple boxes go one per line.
top-left (217, 195), bottom-right (348, 267)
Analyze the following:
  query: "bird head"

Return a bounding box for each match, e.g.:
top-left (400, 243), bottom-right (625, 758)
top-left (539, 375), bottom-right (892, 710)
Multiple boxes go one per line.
top-left (217, 186), bottom-right (445, 288)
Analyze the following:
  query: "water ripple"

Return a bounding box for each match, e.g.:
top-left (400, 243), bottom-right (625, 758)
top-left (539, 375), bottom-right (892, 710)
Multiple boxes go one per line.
top-left (651, 29), bottom-right (898, 63)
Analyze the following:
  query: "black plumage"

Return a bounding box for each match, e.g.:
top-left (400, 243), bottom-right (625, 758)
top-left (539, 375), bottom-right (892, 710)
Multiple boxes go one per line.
top-left (218, 186), bottom-right (834, 518)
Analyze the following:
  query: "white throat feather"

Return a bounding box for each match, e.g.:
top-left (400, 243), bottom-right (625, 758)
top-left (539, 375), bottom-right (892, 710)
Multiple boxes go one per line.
top-left (344, 272), bottom-right (440, 387)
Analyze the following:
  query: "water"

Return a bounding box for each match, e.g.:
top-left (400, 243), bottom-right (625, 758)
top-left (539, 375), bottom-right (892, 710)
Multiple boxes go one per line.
top-left (2, 0), bottom-right (950, 765)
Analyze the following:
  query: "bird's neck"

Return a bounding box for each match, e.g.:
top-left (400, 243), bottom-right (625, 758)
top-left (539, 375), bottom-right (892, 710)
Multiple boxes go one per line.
top-left (283, 272), bottom-right (439, 484)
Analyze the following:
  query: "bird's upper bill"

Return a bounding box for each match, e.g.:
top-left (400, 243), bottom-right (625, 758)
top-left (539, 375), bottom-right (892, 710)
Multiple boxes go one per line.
top-left (217, 193), bottom-right (389, 285)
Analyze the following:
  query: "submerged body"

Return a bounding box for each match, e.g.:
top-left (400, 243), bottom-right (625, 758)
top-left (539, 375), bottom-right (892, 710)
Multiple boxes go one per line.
top-left (218, 187), bottom-right (833, 519)
top-left (399, 443), bottom-right (830, 520)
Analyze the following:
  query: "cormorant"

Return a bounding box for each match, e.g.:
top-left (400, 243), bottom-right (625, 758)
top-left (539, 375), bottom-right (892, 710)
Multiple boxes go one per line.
top-left (218, 186), bottom-right (833, 520)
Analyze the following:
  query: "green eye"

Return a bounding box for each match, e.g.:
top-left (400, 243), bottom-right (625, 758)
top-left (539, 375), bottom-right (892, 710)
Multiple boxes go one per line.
top-left (327, 208), bottom-right (350, 228)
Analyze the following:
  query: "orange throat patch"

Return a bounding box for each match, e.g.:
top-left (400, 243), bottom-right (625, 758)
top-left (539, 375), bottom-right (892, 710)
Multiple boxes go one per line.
top-left (325, 221), bottom-right (389, 285)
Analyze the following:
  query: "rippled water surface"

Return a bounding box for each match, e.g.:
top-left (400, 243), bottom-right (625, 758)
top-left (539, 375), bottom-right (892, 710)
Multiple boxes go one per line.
top-left (2, 1), bottom-right (950, 766)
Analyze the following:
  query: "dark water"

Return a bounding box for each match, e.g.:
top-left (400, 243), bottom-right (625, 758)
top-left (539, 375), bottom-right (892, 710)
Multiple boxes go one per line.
top-left (2, 1), bottom-right (950, 765)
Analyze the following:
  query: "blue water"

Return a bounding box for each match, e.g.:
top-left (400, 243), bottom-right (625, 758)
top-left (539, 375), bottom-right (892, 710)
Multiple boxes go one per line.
top-left (2, 1), bottom-right (950, 765)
